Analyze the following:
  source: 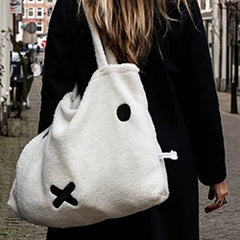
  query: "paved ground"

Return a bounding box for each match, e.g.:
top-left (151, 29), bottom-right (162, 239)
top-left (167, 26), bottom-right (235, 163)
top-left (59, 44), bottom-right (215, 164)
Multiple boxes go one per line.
top-left (199, 93), bottom-right (240, 240)
top-left (0, 67), bottom-right (239, 239)
top-left (0, 74), bottom-right (47, 240)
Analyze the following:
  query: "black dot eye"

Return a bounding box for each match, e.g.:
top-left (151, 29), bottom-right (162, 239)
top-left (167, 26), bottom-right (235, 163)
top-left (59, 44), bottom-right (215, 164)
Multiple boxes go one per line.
top-left (117, 104), bottom-right (131, 121)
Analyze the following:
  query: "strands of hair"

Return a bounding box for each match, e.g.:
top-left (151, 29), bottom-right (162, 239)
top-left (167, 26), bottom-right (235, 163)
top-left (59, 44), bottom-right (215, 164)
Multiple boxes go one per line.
top-left (79, 0), bottom-right (191, 67)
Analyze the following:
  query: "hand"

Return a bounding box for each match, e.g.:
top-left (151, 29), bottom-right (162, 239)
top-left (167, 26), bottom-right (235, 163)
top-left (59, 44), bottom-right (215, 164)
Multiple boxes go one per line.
top-left (204, 180), bottom-right (228, 213)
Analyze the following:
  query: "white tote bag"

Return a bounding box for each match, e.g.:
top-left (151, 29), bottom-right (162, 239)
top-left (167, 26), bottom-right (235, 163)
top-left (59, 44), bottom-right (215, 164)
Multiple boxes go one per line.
top-left (8, 4), bottom-right (177, 228)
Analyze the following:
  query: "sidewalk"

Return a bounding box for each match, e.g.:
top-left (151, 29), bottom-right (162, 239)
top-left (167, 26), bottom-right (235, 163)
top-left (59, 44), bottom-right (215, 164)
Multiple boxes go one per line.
top-left (0, 76), bottom-right (47, 240)
top-left (199, 91), bottom-right (240, 240)
top-left (0, 79), bottom-right (239, 239)
top-left (218, 91), bottom-right (240, 117)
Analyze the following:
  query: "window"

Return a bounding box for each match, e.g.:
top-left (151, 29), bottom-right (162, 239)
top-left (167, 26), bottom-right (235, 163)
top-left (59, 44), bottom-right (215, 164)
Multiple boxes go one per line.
top-left (209, 0), bottom-right (213, 9)
top-left (28, 0), bottom-right (35, 3)
top-left (37, 8), bottom-right (44, 18)
top-left (198, 0), bottom-right (212, 11)
top-left (47, 0), bottom-right (53, 2)
top-left (36, 0), bottom-right (44, 3)
top-left (28, 8), bottom-right (35, 18)
top-left (48, 7), bottom-right (52, 17)
top-left (200, 0), bottom-right (206, 10)
top-left (37, 22), bottom-right (43, 33)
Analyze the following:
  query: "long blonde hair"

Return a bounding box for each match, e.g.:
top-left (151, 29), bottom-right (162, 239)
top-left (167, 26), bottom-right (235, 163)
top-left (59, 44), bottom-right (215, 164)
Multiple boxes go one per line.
top-left (79, 0), bottom-right (191, 66)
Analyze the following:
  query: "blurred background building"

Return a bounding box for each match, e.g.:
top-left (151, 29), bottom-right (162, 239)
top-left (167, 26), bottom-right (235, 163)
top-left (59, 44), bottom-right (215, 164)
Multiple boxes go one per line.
top-left (17, 0), bottom-right (56, 49)
top-left (1, 0), bottom-right (13, 135)
top-left (22, 0), bottom-right (55, 36)
top-left (198, 0), bottom-right (240, 94)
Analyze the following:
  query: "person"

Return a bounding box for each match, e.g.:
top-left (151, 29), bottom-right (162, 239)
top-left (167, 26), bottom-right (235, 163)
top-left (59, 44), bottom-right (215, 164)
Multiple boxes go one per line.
top-left (38, 0), bottom-right (228, 239)
top-left (36, 45), bottom-right (41, 55)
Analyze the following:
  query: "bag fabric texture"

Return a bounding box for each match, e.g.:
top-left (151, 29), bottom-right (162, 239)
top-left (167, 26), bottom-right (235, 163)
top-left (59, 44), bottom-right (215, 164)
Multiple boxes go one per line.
top-left (8, 3), bottom-right (177, 228)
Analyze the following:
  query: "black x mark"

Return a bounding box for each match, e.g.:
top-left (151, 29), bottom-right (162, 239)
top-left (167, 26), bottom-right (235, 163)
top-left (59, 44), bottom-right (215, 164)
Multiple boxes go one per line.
top-left (50, 182), bottom-right (78, 208)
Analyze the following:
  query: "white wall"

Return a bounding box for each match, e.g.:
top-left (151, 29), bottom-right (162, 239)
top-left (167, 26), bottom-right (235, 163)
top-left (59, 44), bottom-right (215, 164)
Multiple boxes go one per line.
top-left (212, 0), bottom-right (220, 86)
top-left (0, 0), bottom-right (12, 106)
top-left (212, 0), bottom-right (228, 91)
top-left (221, 3), bottom-right (227, 91)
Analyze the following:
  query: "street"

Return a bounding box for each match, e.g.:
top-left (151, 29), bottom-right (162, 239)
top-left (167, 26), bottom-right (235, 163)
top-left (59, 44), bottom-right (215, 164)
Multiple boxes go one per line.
top-left (0, 75), bottom-right (239, 240)
top-left (199, 95), bottom-right (240, 240)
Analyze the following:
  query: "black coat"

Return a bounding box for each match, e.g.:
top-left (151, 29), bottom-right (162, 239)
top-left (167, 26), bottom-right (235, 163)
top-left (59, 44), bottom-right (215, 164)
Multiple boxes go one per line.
top-left (38, 0), bottom-right (227, 239)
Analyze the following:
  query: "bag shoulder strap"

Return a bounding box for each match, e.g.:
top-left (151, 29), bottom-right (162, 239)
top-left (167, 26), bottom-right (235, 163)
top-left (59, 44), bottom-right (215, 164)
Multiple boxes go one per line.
top-left (82, 0), bottom-right (117, 68)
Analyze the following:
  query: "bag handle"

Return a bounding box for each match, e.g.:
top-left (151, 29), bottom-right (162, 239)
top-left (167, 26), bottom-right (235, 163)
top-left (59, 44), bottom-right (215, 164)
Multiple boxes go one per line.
top-left (82, 0), bottom-right (117, 68)
top-left (71, 1), bottom-right (118, 100)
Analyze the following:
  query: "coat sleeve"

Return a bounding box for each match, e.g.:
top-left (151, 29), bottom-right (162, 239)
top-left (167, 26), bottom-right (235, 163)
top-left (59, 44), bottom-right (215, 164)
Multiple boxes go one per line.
top-left (182, 0), bottom-right (227, 186)
top-left (38, 0), bottom-right (76, 133)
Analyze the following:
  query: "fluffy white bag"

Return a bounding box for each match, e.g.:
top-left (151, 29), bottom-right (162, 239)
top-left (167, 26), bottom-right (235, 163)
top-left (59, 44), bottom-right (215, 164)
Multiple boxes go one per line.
top-left (8, 5), bottom-right (177, 228)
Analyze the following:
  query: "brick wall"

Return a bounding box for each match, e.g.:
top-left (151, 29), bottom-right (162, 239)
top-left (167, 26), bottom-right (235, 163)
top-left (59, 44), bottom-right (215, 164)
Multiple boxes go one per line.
top-left (23, 0), bottom-right (56, 36)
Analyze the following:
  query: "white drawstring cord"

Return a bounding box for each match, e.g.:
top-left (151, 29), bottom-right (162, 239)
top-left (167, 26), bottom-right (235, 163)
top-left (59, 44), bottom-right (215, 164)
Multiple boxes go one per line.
top-left (158, 151), bottom-right (178, 160)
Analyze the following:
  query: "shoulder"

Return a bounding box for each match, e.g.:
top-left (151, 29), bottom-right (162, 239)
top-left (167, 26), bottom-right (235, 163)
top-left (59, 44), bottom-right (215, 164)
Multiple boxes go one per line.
top-left (179, 0), bottom-right (204, 30)
top-left (53, 0), bottom-right (89, 29)
top-left (50, 0), bottom-right (80, 25)
top-left (177, 0), bottom-right (202, 21)
top-left (53, 0), bottom-right (78, 10)
top-left (162, 0), bottom-right (204, 38)
top-left (48, 0), bottom-right (89, 40)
